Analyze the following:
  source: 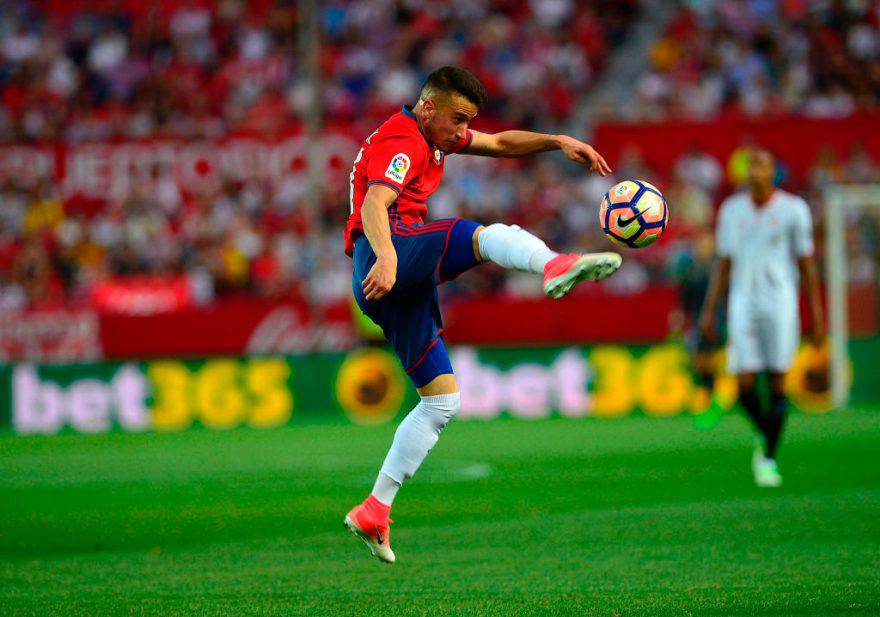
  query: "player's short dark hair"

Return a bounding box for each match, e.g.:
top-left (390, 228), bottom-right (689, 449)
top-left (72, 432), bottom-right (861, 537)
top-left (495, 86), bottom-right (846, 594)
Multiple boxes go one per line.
top-left (420, 66), bottom-right (487, 109)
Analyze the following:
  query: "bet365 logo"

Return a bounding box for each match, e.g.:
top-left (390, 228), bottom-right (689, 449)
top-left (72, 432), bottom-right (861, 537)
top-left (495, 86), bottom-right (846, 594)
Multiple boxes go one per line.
top-left (11, 359), bottom-right (294, 434)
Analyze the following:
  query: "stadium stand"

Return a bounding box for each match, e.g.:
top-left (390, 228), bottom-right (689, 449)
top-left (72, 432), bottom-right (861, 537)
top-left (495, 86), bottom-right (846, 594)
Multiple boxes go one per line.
top-left (0, 0), bottom-right (877, 316)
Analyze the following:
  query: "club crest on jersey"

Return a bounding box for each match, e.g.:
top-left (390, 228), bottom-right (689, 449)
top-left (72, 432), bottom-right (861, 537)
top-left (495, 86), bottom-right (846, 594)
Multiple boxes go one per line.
top-left (385, 153), bottom-right (411, 183)
top-left (434, 149), bottom-right (443, 165)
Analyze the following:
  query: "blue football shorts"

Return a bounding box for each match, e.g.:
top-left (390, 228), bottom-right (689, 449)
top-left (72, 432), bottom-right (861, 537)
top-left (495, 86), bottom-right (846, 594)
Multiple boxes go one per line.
top-left (352, 218), bottom-right (482, 387)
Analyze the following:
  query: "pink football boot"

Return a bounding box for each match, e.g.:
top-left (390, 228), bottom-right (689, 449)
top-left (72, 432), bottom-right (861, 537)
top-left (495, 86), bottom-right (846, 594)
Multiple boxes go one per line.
top-left (344, 496), bottom-right (395, 563)
top-left (542, 252), bottom-right (622, 299)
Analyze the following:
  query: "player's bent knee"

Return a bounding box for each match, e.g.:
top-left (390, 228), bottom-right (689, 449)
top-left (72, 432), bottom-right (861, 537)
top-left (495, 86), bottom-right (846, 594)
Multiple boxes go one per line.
top-left (421, 391), bottom-right (461, 432)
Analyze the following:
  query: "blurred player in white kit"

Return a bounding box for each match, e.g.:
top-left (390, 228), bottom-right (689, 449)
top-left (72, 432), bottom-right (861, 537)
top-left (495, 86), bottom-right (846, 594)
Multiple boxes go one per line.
top-left (699, 148), bottom-right (824, 487)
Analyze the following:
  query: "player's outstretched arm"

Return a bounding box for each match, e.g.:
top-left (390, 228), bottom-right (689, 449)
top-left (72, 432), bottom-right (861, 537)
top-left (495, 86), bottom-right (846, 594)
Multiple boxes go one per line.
top-left (698, 257), bottom-right (731, 341)
top-left (798, 256), bottom-right (825, 346)
top-left (464, 130), bottom-right (611, 175)
top-left (361, 184), bottom-right (399, 301)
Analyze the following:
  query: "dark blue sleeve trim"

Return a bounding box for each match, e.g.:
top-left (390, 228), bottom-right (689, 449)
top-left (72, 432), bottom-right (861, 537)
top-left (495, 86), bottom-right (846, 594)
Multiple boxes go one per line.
top-left (367, 180), bottom-right (402, 194)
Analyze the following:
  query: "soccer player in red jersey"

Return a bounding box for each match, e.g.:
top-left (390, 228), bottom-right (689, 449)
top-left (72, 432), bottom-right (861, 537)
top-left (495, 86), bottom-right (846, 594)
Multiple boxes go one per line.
top-left (344, 66), bottom-right (621, 562)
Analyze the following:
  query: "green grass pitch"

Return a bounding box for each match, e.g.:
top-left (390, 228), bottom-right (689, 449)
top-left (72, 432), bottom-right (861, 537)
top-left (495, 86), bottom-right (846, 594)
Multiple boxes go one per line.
top-left (1, 409), bottom-right (879, 616)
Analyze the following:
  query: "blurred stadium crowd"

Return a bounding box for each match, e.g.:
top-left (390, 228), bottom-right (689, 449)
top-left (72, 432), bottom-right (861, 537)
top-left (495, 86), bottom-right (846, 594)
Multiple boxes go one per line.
top-left (633, 0), bottom-right (880, 120)
top-left (0, 0), bottom-right (878, 312)
top-left (0, 0), bottom-right (636, 142)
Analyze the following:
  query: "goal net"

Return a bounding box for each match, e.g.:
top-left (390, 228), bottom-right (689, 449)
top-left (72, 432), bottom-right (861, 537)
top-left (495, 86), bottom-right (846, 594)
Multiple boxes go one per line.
top-left (823, 184), bottom-right (880, 409)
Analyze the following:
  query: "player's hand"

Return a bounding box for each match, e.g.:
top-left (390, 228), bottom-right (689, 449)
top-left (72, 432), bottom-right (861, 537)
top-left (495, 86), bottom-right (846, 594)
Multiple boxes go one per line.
top-left (363, 252), bottom-right (397, 301)
top-left (557, 136), bottom-right (612, 176)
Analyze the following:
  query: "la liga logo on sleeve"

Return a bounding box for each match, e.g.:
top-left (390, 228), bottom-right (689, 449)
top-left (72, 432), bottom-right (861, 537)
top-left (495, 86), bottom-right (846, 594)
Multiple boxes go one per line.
top-left (385, 153), bottom-right (411, 184)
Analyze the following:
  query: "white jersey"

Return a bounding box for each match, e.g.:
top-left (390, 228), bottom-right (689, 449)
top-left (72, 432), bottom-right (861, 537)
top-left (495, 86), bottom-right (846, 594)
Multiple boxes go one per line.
top-left (716, 189), bottom-right (813, 316)
top-left (716, 189), bottom-right (814, 373)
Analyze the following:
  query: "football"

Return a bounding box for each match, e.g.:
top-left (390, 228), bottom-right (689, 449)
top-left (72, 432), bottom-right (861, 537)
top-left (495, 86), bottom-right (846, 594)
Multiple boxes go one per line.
top-left (599, 180), bottom-right (668, 248)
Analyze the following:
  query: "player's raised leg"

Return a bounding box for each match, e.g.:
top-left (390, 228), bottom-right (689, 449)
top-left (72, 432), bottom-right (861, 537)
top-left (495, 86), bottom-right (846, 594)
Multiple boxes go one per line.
top-left (473, 223), bottom-right (622, 299)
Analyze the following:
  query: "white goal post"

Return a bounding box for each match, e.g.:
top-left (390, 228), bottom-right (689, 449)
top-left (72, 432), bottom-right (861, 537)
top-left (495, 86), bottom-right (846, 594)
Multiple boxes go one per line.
top-left (823, 184), bottom-right (880, 409)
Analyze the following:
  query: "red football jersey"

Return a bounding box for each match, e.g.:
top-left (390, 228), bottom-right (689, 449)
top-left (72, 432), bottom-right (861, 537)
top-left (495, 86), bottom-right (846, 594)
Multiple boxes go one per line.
top-left (344, 105), bottom-right (472, 256)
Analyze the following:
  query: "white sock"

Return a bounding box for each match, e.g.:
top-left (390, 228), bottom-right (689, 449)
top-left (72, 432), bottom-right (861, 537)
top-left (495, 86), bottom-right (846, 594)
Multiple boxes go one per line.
top-left (372, 392), bottom-right (461, 505)
top-left (477, 223), bottom-right (558, 274)
top-left (371, 472), bottom-right (400, 506)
